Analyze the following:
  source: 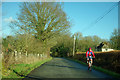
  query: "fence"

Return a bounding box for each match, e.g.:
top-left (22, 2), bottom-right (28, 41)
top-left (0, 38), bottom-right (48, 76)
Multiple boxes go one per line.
top-left (2, 50), bottom-right (48, 66)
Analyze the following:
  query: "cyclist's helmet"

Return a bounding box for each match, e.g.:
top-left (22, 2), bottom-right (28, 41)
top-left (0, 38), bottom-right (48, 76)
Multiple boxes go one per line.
top-left (89, 48), bottom-right (91, 51)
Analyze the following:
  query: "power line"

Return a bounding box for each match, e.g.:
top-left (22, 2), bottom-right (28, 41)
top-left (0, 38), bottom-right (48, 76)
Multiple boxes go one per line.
top-left (81, 3), bottom-right (118, 32)
top-left (95, 3), bottom-right (118, 24)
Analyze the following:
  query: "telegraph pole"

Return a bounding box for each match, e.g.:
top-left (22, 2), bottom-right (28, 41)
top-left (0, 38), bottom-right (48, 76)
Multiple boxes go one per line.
top-left (73, 34), bottom-right (75, 56)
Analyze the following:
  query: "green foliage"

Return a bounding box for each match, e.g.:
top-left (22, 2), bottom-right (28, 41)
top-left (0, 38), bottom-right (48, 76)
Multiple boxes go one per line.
top-left (110, 28), bottom-right (120, 50)
top-left (50, 33), bottom-right (73, 57)
top-left (74, 32), bottom-right (107, 52)
top-left (50, 32), bottom-right (107, 57)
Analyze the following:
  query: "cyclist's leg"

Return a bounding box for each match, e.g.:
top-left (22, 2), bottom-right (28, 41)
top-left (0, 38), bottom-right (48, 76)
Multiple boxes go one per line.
top-left (88, 62), bottom-right (90, 70)
top-left (87, 58), bottom-right (90, 70)
top-left (91, 59), bottom-right (92, 65)
top-left (90, 58), bottom-right (92, 71)
top-left (88, 57), bottom-right (91, 70)
top-left (87, 58), bottom-right (89, 63)
top-left (88, 60), bottom-right (92, 71)
top-left (89, 59), bottom-right (91, 67)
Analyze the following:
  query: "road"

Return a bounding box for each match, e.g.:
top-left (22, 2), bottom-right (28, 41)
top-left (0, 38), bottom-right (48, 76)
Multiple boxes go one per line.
top-left (25, 58), bottom-right (114, 80)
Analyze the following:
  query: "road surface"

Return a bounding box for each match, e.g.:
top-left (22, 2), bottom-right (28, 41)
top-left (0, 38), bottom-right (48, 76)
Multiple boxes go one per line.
top-left (25, 58), bottom-right (114, 80)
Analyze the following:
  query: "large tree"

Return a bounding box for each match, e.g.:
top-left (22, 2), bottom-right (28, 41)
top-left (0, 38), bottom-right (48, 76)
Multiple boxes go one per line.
top-left (13, 2), bottom-right (70, 42)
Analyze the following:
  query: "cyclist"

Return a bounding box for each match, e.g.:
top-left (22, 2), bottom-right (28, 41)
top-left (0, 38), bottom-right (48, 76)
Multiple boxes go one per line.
top-left (86, 48), bottom-right (95, 71)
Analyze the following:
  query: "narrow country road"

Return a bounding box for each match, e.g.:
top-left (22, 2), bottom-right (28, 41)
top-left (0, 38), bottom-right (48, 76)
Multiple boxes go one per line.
top-left (24, 58), bottom-right (114, 80)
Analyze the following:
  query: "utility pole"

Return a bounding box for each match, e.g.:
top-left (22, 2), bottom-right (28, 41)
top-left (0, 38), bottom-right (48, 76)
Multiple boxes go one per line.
top-left (73, 34), bottom-right (75, 56)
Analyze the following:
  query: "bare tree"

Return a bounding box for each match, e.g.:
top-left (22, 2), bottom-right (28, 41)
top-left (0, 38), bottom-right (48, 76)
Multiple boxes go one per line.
top-left (12, 2), bottom-right (70, 42)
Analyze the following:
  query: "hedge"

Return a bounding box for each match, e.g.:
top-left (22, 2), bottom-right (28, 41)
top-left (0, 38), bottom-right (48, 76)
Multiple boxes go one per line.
top-left (72, 51), bottom-right (120, 74)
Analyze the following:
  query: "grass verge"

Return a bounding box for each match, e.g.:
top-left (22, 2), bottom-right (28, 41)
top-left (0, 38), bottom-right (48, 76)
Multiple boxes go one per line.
top-left (66, 57), bottom-right (120, 79)
top-left (2, 57), bottom-right (52, 78)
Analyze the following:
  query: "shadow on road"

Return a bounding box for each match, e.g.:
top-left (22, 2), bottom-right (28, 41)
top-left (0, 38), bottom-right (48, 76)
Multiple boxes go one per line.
top-left (22, 76), bottom-right (45, 80)
top-left (44, 64), bottom-right (81, 70)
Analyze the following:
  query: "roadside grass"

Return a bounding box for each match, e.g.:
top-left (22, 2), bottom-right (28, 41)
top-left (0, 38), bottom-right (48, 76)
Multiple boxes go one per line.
top-left (66, 57), bottom-right (120, 79)
top-left (92, 66), bottom-right (120, 78)
top-left (0, 59), bottom-right (2, 79)
top-left (2, 57), bottom-right (52, 78)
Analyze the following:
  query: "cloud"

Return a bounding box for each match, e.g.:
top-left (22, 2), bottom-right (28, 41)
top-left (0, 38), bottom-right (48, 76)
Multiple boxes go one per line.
top-left (3, 17), bottom-right (16, 23)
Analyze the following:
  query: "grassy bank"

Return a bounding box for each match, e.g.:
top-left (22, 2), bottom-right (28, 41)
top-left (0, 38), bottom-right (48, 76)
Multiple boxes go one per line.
top-left (66, 57), bottom-right (120, 79)
top-left (2, 57), bottom-right (52, 78)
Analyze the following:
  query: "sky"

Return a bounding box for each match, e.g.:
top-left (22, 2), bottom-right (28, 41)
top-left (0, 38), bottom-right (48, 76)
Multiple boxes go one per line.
top-left (1, 1), bottom-right (119, 40)
top-left (63, 2), bottom-right (118, 40)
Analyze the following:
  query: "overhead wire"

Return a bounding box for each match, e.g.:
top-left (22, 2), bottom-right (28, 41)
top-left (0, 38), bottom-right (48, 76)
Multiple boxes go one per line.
top-left (81, 3), bottom-right (118, 32)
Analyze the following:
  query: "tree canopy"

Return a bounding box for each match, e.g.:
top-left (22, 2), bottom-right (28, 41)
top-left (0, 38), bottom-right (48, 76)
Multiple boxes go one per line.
top-left (13, 2), bottom-right (70, 42)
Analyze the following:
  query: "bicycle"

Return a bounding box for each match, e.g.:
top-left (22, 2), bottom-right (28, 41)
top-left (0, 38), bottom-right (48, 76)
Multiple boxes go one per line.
top-left (87, 57), bottom-right (95, 71)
